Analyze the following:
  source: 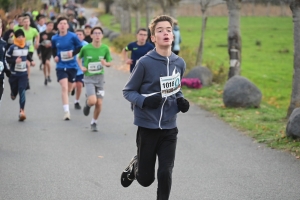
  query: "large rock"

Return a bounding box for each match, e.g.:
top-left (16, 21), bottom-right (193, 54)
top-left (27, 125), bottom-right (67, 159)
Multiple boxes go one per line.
top-left (108, 32), bottom-right (120, 41)
top-left (184, 66), bottom-right (213, 86)
top-left (102, 27), bottom-right (113, 38)
top-left (286, 108), bottom-right (300, 138)
top-left (223, 75), bottom-right (262, 108)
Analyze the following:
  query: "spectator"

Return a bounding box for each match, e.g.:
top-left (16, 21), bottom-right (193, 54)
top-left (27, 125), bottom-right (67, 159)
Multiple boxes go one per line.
top-left (172, 20), bottom-right (181, 55)
top-left (83, 24), bottom-right (92, 43)
top-left (76, 12), bottom-right (86, 29)
top-left (87, 14), bottom-right (99, 28)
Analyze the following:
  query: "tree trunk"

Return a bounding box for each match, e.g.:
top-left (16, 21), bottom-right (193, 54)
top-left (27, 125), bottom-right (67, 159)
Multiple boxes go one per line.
top-left (169, 4), bottom-right (177, 18)
top-left (120, 6), bottom-right (131, 34)
top-left (266, 1), bottom-right (271, 17)
top-left (195, 8), bottom-right (208, 66)
top-left (227, 0), bottom-right (242, 79)
top-left (135, 9), bottom-right (141, 33)
top-left (280, 1), bottom-right (286, 17)
top-left (287, 0), bottom-right (300, 117)
top-left (252, 0), bottom-right (256, 16)
top-left (146, 1), bottom-right (151, 27)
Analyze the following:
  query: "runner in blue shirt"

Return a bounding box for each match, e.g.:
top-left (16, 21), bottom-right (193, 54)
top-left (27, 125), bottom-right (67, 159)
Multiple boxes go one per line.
top-left (122, 28), bottom-right (154, 73)
top-left (51, 16), bottom-right (82, 120)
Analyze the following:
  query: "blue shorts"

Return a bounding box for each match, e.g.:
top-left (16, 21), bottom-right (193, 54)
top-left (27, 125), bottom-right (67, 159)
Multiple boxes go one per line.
top-left (9, 75), bottom-right (28, 97)
top-left (75, 74), bottom-right (84, 85)
top-left (56, 68), bottom-right (77, 83)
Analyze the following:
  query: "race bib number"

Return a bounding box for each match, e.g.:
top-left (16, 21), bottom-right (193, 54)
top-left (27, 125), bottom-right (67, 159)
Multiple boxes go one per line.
top-left (0, 61), bottom-right (3, 73)
top-left (88, 62), bottom-right (103, 73)
top-left (160, 72), bottom-right (181, 98)
top-left (60, 51), bottom-right (73, 61)
top-left (26, 40), bottom-right (32, 46)
top-left (15, 61), bottom-right (27, 72)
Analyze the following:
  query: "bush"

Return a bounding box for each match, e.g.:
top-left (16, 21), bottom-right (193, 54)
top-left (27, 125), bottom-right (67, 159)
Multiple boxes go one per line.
top-left (111, 34), bottom-right (135, 53)
top-left (179, 45), bottom-right (197, 75)
top-left (206, 61), bottom-right (228, 84)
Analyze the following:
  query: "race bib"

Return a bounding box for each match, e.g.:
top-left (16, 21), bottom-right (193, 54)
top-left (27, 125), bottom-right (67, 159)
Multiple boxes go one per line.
top-left (0, 61), bottom-right (3, 73)
top-left (88, 62), bottom-right (103, 73)
top-left (15, 61), bottom-right (27, 72)
top-left (60, 51), bottom-right (73, 61)
top-left (26, 40), bottom-right (32, 46)
top-left (160, 72), bottom-right (181, 98)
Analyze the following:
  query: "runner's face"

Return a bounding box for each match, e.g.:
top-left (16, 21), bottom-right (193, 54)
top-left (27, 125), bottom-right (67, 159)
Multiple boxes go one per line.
top-left (137, 30), bottom-right (147, 44)
top-left (18, 17), bottom-right (23, 25)
top-left (38, 18), bottom-right (45, 25)
top-left (9, 23), bottom-right (14, 29)
top-left (84, 27), bottom-right (91, 35)
top-left (91, 29), bottom-right (103, 42)
top-left (58, 20), bottom-right (69, 32)
top-left (151, 21), bottom-right (173, 48)
top-left (23, 19), bottom-right (30, 27)
top-left (76, 32), bottom-right (84, 41)
top-left (46, 23), bottom-right (53, 31)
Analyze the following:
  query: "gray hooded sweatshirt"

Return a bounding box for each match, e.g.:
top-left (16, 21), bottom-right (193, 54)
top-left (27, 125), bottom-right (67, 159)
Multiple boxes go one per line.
top-left (123, 49), bottom-right (186, 129)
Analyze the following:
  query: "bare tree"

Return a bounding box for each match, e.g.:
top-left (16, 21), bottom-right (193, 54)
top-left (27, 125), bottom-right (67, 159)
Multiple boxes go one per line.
top-left (195, 0), bottom-right (225, 66)
top-left (130, 0), bottom-right (144, 32)
top-left (287, 0), bottom-right (300, 117)
top-left (226, 0), bottom-right (242, 79)
top-left (154, 0), bottom-right (181, 17)
top-left (115, 0), bottom-right (132, 34)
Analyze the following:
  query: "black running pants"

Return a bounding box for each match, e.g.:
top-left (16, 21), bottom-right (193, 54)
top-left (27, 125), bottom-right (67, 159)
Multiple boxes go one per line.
top-left (0, 79), bottom-right (4, 103)
top-left (135, 126), bottom-right (178, 200)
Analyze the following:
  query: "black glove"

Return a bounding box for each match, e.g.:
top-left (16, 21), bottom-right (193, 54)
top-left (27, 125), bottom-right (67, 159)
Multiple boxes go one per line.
top-left (177, 97), bottom-right (189, 113)
top-left (5, 70), bottom-right (11, 78)
top-left (143, 94), bottom-right (162, 109)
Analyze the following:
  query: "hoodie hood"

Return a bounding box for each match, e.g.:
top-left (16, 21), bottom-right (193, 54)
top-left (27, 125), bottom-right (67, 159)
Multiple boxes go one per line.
top-left (146, 48), bottom-right (179, 67)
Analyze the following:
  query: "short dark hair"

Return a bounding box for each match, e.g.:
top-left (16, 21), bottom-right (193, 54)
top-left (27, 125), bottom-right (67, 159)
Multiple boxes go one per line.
top-left (136, 28), bottom-right (147, 34)
top-left (46, 21), bottom-right (54, 25)
top-left (91, 26), bottom-right (103, 34)
top-left (76, 29), bottom-right (85, 36)
top-left (56, 16), bottom-right (68, 24)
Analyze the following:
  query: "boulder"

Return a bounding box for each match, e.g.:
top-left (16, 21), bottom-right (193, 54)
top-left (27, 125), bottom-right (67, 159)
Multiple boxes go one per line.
top-left (102, 27), bottom-right (113, 38)
top-left (223, 75), bottom-right (262, 108)
top-left (286, 108), bottom-right (300, 138)
top-left (184, 66), bottom-right (213, 86)
top-left (109, 32), bottom-right (120, 41)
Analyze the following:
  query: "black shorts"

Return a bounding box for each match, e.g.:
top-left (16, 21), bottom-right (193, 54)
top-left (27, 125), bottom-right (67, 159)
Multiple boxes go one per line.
top-left (56, 68), bottom-right (77, 83)
top-left (75, 74), bottom-right (84, 85)
top-left (41, 51), bottom-right (52, 64)
top-left (27, 52), bottom-right (33, 62)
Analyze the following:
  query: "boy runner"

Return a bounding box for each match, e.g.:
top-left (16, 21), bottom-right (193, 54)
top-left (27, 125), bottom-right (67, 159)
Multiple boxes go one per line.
top-left (122, 28), bottom-right (154, 73)
top-left (77, 26), bottom-right (112, 131)
top-left (39, 21), bottom-right (55, 85)
top-left (73, 29), bottom-right (88, 109)
top-left (120, 15), bottom-right (190, 200)
top-left (6, 29), bottom-right (35, 121)
top-left (52, 16), bottom-right (82, 120)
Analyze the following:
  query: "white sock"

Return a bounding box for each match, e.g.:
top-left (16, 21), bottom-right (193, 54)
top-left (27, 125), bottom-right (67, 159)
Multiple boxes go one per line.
top-left (63, 105), bottom-right (69, 112)
top-left (74, 99), bottom-right (79, 104)
top-left (91, 118), bottom-right (97, 124)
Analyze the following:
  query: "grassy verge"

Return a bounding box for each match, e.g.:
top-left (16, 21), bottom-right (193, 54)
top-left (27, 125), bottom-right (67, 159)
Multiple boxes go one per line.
top-left (99, 14), bottom-right (300, 158)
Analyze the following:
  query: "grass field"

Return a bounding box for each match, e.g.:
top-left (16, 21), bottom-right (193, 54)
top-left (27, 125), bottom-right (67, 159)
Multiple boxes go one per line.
top-left (100, 14), bottom-right (300, 157)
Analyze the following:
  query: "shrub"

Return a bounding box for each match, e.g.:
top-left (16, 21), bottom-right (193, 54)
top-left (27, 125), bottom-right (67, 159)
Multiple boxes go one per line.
top-left (111, 34), bottom-right (136, 53)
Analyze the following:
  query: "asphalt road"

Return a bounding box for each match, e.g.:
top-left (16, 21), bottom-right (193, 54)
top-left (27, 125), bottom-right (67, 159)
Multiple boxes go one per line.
top-left (1, 51), bottom-right (300, 200)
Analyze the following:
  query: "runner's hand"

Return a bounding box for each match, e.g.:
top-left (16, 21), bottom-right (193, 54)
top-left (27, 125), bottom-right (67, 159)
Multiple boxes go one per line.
top-left (125, 59), bottom-right (133, 65)
top-left (68, 51), bottom-right (73, 58)
top-left (143, 94), bottom-right (162, 109)
top-left (54, 56), bottom-right (59, 62)
top-left (177, 97), bottom-right (190, 113)
top-left (5, 70), bottom-right (11, 78)
top-left (101, 59), bottom-right (108, 67)
top-left (31, 61), bottom-right (35, 67)
top-left (81, 67), bottom-right (87, 72)
top-left (16, 57), bottom-right (21, 63)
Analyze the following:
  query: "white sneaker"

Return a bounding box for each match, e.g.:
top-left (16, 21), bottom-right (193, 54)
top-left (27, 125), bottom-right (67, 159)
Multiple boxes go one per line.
top-left (63, 111), bottom-right (70, 120)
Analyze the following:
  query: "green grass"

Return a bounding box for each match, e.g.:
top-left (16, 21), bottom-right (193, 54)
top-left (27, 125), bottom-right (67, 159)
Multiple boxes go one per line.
top-left (99, 14), bottom-right (300, 157)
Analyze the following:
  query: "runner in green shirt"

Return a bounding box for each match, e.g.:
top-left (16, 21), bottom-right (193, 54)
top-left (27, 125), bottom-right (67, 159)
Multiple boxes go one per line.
top-left (77, 26), bottom-right (112, 132)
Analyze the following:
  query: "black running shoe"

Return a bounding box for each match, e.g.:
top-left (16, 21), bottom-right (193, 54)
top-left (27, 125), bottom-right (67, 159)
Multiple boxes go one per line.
top-left (83, 100), bottom-right (90, 116)
top-left (121, 155), bottom-right (137, 187)
top-left (71, 89), bottom-right (75, 96)
top-left (91, 123), bottom-right (98, 132)
top-left (47, 76), bottom-right (51, 82)
top-left (40, 63), bottom-right (43, 70)
top-left (44, 79), bottom-right (48, 86)
top-left (74, 102), bottom-right (81, 110)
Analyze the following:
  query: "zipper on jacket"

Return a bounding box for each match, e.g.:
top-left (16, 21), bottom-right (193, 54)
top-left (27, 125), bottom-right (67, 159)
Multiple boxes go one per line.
top-left (159, 57), bottom-right (169, 129)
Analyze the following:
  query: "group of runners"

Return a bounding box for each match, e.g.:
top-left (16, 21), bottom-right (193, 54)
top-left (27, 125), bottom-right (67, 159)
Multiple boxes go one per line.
top-left (0, 11), bottom-right (190, 200)
top-left (0, 12), bottom-right (110, 132)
